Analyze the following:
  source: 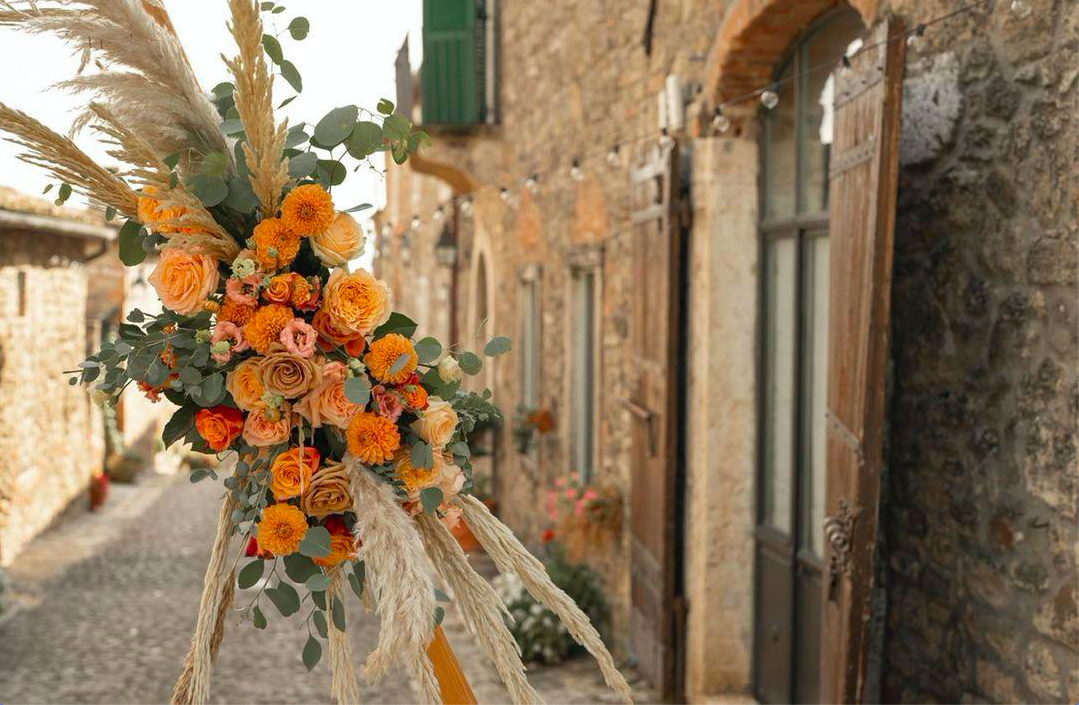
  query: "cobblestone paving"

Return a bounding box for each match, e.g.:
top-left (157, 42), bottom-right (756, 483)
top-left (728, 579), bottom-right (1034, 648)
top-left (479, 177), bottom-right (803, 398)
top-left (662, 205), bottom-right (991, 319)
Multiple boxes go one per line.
top-left (0, 473), bottom-right (656, 704)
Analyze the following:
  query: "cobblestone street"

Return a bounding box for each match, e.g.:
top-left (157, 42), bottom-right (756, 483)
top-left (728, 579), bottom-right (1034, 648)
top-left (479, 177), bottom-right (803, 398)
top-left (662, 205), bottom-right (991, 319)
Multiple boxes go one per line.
top-left (0, 473), bottom-right (653, 704)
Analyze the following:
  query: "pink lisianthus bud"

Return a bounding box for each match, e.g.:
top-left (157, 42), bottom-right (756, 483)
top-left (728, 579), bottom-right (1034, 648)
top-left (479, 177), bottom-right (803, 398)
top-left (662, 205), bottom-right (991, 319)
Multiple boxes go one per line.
top-left (210, 321), bottom-right (249, 363)
top-left (279, 318), bottom-right (318, 359)
top-left (372, 384), bottom-right (404, 423)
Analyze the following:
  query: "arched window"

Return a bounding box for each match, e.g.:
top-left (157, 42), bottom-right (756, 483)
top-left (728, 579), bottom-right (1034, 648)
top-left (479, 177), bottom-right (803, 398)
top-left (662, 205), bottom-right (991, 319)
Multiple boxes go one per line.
top-left (754, 7), bottom-right (864, 704)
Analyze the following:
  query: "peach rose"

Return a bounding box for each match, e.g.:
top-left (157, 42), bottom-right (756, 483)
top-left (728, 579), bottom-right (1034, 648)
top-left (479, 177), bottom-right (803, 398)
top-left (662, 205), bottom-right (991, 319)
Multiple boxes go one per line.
top-left (410, 396), bottom-right (458, 449)
top-left (261, 274), bottom-right (294, 305)
top-left (147, 249), bottom-right (220, 315)
top-left (311, 308), bottom-right (366, 356)
top-left (280, 318), bottom-right (318, 359)
top-left (300, 460), bottom-right (353, 518)
top-left (258, 347), bottom-right (322, 399)
top-left (226, 357), bottom-right (264, 411)
top-left (269, 446), bottom-right (320, 500)
top-left (294, 361), bottom-right (359, 429)
top-left (310, 212), bottom-right (365, 267)
top-left (242, 403), bottom-right (292, 447)
top-left (322, 268), bottom-right (392, 334)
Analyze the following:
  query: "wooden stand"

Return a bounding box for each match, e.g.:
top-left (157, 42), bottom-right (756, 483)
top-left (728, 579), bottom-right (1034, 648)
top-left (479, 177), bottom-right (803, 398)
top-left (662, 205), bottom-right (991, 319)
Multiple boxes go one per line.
top-left (427, 625), bottom-right (478, 705)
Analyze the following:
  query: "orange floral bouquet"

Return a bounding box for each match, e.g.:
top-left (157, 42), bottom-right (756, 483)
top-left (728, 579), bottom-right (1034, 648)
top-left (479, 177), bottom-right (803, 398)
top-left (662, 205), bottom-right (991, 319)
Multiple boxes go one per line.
top-left (0, 2), bottom-right (630, 704)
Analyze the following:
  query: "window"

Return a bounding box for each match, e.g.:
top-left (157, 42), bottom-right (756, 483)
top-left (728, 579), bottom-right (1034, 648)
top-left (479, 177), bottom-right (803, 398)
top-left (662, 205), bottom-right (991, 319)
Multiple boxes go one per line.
top-left (420, 0), bottom-right (496, 126)
top-left (569, 264), bottom-right (598, 483)
top-left (753, 7), bottom-right (864, 705)
top-left (518, 265), bottom-right (541, 411)
top-left (17, 270), bottom-right (27, 316)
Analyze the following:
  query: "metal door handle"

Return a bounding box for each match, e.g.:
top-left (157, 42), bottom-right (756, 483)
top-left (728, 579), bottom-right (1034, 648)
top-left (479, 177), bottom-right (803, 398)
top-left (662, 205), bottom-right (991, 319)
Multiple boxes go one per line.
top-left (621, 398), bottom-right (657, 456)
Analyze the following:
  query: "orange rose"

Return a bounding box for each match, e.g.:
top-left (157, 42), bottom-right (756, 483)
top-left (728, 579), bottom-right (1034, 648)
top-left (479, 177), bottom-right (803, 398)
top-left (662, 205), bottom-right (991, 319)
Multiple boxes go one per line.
top-left (242, 403), bottom-right (293, 447)
top-left (312, 515), bottom-right (357, 568)
top-left (294, 361), bottom-right (360, 429)
top-left (322, 268), bottom-right (392, 334)
top-left (226, 357), bottom-right (264, 411)
top-left (401, 378), bottom-right (428, 411)
top-left (410, 396), bottom-right (458, 449)
top-left (147, 249), bottom-right (220, 315)
top-left (261, 274), bottom-right (294, 305)
top-left (311, 308), bottom-right (366, 356)
top-left (258, 348), bottom-right (322, 399)
top-left (194, 406), bottom-right (243, 452)
top-left (269, 446), bottom-right (320, 500)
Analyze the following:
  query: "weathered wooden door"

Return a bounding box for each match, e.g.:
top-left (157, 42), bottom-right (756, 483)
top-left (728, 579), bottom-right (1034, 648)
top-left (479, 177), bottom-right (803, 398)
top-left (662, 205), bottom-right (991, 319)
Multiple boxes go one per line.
top-left (820, 19), bottom-right (905, 703)
top-left (627, 140), bottom-right (685, 700)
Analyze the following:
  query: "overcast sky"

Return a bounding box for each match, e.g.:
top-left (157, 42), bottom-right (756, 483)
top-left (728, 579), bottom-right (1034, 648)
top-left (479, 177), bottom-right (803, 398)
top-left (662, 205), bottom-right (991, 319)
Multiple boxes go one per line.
top-left (0, 1), bottom-right (421, 221)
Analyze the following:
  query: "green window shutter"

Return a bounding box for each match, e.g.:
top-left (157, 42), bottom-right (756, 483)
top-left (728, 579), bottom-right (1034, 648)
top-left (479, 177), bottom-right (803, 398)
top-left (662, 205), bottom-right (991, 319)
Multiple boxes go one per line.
top-left (421, 0), bottom-right (485, 125)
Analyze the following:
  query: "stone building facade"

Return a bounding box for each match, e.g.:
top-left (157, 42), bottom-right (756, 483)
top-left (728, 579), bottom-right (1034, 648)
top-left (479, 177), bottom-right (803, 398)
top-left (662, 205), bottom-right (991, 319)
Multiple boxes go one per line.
top-left (0, 188), bottom-right (113, 566)
top-left (375, 0), bottom-right (1077, 702)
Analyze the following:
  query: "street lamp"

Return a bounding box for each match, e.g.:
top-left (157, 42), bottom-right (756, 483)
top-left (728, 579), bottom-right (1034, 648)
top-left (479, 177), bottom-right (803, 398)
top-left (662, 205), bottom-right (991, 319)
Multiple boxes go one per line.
top-left (434, 224), bottom-right (457, 267)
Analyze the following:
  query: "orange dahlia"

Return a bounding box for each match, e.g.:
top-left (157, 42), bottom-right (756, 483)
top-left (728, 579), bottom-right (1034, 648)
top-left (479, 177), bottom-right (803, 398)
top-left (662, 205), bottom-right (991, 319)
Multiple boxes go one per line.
top-left (218, 298), bottom-right (257, 326)
top-left (255, 503), bottom-right (308, 556)
top-left (281, 184), bottom-right (334, 236)
top-left (393, 449), bottom-right (438, 494)
top-left (252, 217), bottom-right (301, 270)
top-left (364, 333), bottom-right (418, 384)
top-left (346, 411), bottom-right (401, 465)
top-left (243, 303), bottom-right (293, 354)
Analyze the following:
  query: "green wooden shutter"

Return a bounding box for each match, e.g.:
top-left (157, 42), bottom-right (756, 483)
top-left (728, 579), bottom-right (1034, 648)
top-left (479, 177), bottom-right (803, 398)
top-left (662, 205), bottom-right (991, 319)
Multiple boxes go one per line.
top-left (421, 0), bottom-right (485, 125)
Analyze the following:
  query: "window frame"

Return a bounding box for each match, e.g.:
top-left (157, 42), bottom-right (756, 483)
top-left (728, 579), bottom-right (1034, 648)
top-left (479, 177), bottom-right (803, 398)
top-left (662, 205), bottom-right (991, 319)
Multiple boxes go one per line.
top-left (518, 263), bottom-right (543, 466)
top-left (566, 246), bottom-right (602, 485)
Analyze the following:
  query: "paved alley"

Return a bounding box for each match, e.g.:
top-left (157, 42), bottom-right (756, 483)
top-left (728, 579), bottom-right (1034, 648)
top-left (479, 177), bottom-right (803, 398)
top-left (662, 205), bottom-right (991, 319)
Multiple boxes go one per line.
top-left (0, 473), bottom-right (653, 705)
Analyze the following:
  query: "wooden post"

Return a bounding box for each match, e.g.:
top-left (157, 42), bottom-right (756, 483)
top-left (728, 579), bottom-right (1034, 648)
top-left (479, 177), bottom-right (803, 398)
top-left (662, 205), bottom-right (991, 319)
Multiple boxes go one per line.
top-left (427, 625), bottom-right (478, 705)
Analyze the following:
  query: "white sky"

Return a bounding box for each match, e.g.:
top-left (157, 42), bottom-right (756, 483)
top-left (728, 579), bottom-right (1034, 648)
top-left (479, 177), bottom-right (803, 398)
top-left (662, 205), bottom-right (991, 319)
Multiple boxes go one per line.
top-left (0, 0), bottom-right (422, 221)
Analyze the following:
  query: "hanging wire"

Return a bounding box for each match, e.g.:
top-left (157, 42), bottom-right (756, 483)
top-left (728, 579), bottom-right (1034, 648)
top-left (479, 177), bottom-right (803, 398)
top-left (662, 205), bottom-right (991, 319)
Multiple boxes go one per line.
top-left (406, 0), bottom-right (1008, 228)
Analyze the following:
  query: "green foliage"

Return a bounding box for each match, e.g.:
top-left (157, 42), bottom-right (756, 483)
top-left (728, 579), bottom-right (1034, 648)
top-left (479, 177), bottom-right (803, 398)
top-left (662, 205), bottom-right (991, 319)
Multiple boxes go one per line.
top-left (302, 634), bottom-right (322, 671)
top-left (483, 336), bottom-right (512, 356)
top-left (313, 105), bottom-right (358, 147)
top-left (298, 526), bottom-right (332, 558)
top-left (457, 351), bottom-right (482, 375)
top-left (373, 311), bottom-right (418, 339)
top-left (118, 220), bottom-right (146, 266)
top-left (287, 16), bottom-right (310, 40)
top-left (238, 559), bottom-right (265, 589)
top-left (414, 337), bottom-right (442, 364)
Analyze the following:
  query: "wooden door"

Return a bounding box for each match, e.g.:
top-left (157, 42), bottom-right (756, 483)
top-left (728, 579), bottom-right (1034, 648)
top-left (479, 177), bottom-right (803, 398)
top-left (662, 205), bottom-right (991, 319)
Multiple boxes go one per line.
top-left (820, 19), bottom-right (905, 703)
top-left (627, 140), bottom-right (685, 700)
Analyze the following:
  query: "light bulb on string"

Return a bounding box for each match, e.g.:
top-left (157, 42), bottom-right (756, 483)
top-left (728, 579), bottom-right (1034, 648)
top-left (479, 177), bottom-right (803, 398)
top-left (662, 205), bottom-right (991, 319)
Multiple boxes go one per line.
top-left (760, 87), bottom-right (780, 110)
top-left (659, 127), bottom-right (674, 148)
top-left (906, 23), bottom-right (926, 49)
top-left (1010, 0), bottom-right (1032, 19)
top-left (380, 223), bottom-right (392, 239)
top-left (432, 206), bottom-right (444, 223)
top-left (605, 144), bottom-right (621, 166)
top-left (712, 108), bottom-right (731, 133)
top-left (499, 186), bottom-right (511, 203)
top-left (410, 214), bottom-right (421, 230)
top-left (525, 173), bottom-right (539, 193)
top-left (570, 159), bottom-right (584, 182)
top-left (460, 197), bottom-right (473, 215)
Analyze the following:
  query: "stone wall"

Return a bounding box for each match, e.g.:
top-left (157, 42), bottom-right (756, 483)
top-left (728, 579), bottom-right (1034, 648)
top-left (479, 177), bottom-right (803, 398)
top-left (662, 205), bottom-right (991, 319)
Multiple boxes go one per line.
top-left (0, 229), bottom-right (102, 566)
top-left (377, 0), bottom-right (1077, 699)
top-left (881, 0), bottom-right (1078, 701)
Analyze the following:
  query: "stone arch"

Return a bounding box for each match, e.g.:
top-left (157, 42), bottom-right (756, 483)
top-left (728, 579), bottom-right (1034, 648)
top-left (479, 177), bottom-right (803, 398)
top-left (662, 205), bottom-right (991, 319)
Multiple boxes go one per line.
top-left (703, 0), bottom-right (878, 107)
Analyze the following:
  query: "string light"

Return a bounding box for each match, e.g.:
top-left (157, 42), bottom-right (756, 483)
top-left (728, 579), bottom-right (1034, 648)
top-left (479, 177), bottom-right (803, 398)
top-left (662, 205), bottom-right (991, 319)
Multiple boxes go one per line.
top-left (380, 223), bottom-right (391, 238)
top-left (712, 108), bottom-right (731, 133)
top-left (906, 23), bottom-right (926, 49)
top-left (410, 214), bottom-right (421, 229)
top-left (760, 87), bottom-right (779, 110)
top-left (388, 0), bottom-right (1019, 234)
top-left (1010, 0), bottom-right (1032, 19)
top-left (432, 206), bottom-right (444, 222)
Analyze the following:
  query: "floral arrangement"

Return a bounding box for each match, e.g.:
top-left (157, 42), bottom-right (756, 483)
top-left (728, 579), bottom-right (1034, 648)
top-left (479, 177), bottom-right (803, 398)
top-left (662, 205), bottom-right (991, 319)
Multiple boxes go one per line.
top-left (511, 405), bottom-right (554, 455)
top-left (544, 476), bottom-right (623, 562)
top-left (0, 2), bottom-right (630, 705)
top-left (493, 546), bottom-right (609, 665)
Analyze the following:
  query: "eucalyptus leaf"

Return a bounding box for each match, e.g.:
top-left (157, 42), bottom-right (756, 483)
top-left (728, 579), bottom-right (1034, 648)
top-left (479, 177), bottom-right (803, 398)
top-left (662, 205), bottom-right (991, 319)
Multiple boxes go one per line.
top-left (372, 312), bottom-right (417, 339)
top-left (288, 152), bottom-right (318, 178)
top-left (483, 336), bottom-right (512, 356)
top-left (280, 60), bottom-right (302, 92)
top-left (331, 596), bottom-right (345, 632)
top-left (316, 159), bottom-right (346, 187)
top-left (188, 174), bottom-right (228, 207)
top-left (343, 376), bottom-right (371, 406)
top-left (284, 553), bottom-right (321, 583)
top-left (237, 559), bottom-right (264, 589)
top-left (298, 526), bottom-right (332, 558)
top-left (414, 337), bottom-right (442, 365)
top-left (376, 98), bottom-right (394, 115)
top-left (411, 441), bottom-right (433, 470)
top-left (313, 105), bottom-right (358, 148)
top-left (312, 610), bottom-right (328, 638)
top-left (419, 487), bottom-right (443, 514)
top-left (287, 16), bottom-right (309, 39)
top-left (118, 220), bottom-right (146, 266)
top-left (262, 33), bottom-right (283, 64)
top-left (302, 635), bottom-right (322, 671)
top-left (346, 121), bottom-right (383, 158)
top-left (305, 572), bottom-right (332, 592)
top-left (252, 605), bottom-right (268, 629)
top-left (386, 352), bottom-right (411, 377)
top-left (458, 352), bottom-right (482, 375)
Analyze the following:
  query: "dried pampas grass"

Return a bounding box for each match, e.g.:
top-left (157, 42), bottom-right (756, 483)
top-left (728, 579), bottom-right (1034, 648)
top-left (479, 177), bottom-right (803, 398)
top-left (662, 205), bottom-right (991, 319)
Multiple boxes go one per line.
top-left (455, 495), bottom-right (634, 705)
top-left (348, 461), bottom-right (441, 705)
top-left (0, 102), bottom-right (139, 218)
top-left (89, 104), bottom-right (240, 261)
top-left (224, 0), bottom-right (288, 217)
top-left (0, 0), bottom-right (227, 161)
top-left (417, 514), bottom-right (545, 705)
top-left (328, 569), bottom-right (361, 705)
